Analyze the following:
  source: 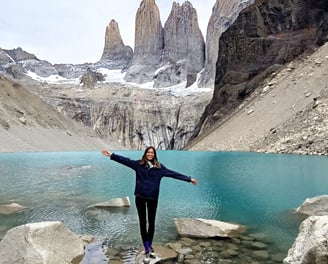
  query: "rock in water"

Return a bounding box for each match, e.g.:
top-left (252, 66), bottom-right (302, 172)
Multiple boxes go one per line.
top-left (174, 218), bottom-right (246, 238)
top-left (0, 221), bottom-right (85, 264)
top-left (0, 202), bottom-right (26, 215)
top-left (90, 196), bottom-right (131, 208)
top-left (284, 216), bottom-right (328, 264)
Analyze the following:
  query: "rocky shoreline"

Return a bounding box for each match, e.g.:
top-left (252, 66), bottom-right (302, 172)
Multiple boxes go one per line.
top-left (105, 234), bottom-right (286, 264)
top-left (1, 195), bottom-right (328, 263)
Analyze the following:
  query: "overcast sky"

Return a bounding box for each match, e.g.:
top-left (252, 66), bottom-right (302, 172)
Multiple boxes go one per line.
top-left (0, 0), bottom-right (215, 64)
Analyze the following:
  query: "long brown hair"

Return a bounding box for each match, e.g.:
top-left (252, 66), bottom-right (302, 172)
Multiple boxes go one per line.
top-left (140, 146), bottom-right (161, 168)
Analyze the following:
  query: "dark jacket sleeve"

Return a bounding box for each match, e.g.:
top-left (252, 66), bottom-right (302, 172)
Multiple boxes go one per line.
top-left (110, 153), bottom-right (139, 170)
top-left (161, 164), bottom-right (191, 182)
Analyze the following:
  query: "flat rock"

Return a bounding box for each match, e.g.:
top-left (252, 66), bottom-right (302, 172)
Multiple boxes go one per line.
top-left (0, 202), bottom-right (26, 215)
top-left (90, 196), bottom-right (131, 208)
top-left (174, 218), bottom-right (246, 238)
top-left (135, 246), bottom-right (177, 264)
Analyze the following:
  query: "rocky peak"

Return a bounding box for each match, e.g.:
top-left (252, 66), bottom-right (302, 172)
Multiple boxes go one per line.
top-left (100, 19), bottom-right (133, 69)
top-left (163, 1), bottom-right (204, 69)
top-left (133, 0), bottom-right (164, 56)
top-left (124, 0), bottom-right (164, 84)
top-left (153, 1), bottom-right (204, 88)
top-left (3, 47), bottom-right (37, 62)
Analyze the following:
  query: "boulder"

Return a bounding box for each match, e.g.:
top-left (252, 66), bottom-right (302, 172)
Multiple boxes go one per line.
top-left (296, 195), bottom-right (328, 216)
top-left (0, 202), bottom-right (26, 215)
top-left (284, 215), bottom-right (328, 264)
top-left (91, 196), bottom-right (131, 208)
top-left (0, 221), bottom-right (84, 264)
top-left (174, 218), bottom-right (246, 238)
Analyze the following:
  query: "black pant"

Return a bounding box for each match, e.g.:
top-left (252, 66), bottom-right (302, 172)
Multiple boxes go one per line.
top-left (135, 196), bottom-right (158, 244)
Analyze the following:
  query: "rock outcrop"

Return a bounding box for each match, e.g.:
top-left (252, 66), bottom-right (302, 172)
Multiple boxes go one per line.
top-left (190, 0), bottom-right (328, 143)
top-left (283, 216), bottom-right (328, 264)
top-left (198, 0), bottom-right (255, 88)
top-left (153, 1), bottom-right (204, 88)
top-left (124, 0), bottom-right (164, 84)
top-left (80, 68), bottom-right (105, 89)
top-left (0, 221), bottom-right (85, 264)
top-left (100, 19), bottom-right (133, 69)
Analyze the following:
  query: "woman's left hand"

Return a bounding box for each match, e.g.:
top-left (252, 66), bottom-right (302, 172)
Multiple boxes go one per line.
top-left (191, 178), bottom-right (198, 185)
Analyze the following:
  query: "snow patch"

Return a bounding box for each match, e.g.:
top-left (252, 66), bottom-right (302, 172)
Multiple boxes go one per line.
top-left (26, 71), bottom-right (79, 84)
top-left (25, 69), bottom-right (212, 97)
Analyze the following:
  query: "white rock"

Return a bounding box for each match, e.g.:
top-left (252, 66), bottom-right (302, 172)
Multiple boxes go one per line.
top-left (91, 196), bottom-right (131, 208)
top-left (0, 202), bottom-right (26, 215)
top-left (0, 221), bottom-right (84, 264)
top-left (284, 216), bottom-right (328, 264)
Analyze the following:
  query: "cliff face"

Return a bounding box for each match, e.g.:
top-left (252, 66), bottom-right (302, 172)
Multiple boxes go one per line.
top-left (191, 0), bottom-right (328, 141)
top-left (198, 0), bottom-right (255, 88)
top-left (38, 83), bottom-right (211, 150)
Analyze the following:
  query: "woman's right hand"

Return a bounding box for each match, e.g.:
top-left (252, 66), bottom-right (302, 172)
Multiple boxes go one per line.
top-left (101, 149), bottom-right (112, 157)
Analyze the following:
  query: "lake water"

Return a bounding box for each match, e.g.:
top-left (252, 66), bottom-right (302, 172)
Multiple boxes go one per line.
top-left (0, 150), bottom-right (328, 259)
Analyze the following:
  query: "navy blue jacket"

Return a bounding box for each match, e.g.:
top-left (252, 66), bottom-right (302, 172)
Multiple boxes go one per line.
top-left (110, 153), bottom-right (192, 200)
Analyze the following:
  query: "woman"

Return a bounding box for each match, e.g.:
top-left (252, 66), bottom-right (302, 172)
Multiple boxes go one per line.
top-left (101, 146), bottom-right (198, 261)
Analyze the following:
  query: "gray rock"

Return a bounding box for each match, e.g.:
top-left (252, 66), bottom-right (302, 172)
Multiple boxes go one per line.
top-left (252, 250), bottom-right (270, 260)
top-left (80, 68), bottom-right (105, 89)
top-left (284, 215), bottom-right (328, 264)
top-left (0, 221), bottom-right (84, 264)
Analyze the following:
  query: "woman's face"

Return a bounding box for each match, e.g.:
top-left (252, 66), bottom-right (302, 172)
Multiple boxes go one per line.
top-left (146, 148), bottom-right (155, 161)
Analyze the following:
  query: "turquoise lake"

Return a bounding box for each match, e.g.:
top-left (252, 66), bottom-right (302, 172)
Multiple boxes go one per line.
top-left (0, 150), bottom-right (327, 256)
